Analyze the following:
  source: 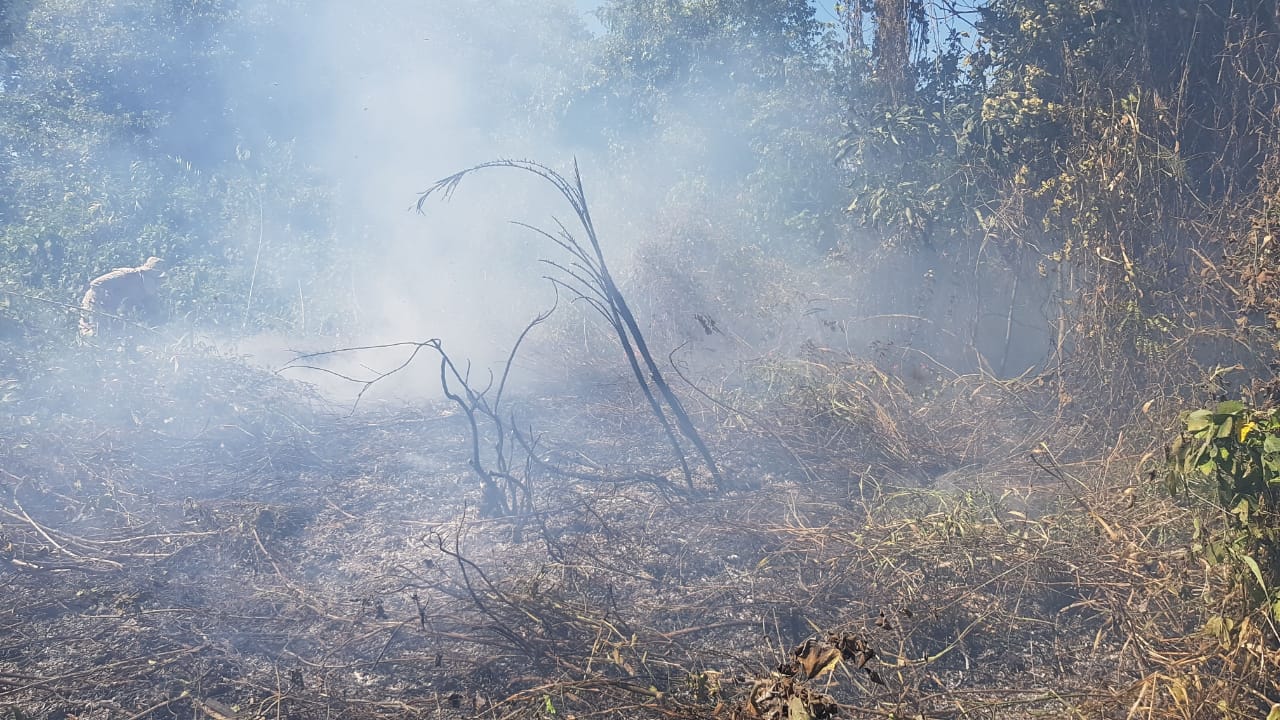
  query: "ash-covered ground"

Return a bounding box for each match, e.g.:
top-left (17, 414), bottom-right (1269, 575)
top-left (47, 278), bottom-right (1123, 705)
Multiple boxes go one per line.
top-left (3, 341), bottom-right (1241, 720)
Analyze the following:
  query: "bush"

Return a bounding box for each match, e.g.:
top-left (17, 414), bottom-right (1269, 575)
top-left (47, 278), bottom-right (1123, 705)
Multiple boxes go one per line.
top-left (1167, 399), bottom-right (1280, 619)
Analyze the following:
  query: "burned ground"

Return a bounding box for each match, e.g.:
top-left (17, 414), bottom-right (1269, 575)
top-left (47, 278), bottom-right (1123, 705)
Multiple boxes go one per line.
top-left (0, 344), bottom-right (1275, 720)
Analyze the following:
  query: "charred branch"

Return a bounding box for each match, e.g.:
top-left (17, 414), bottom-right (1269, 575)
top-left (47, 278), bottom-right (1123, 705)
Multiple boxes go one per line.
top-left (418, 159), bottom-right (726, 492)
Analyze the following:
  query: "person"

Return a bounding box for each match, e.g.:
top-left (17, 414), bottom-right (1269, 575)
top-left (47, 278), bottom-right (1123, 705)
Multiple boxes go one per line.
top-left (78, 256), bottom-right (167, 337)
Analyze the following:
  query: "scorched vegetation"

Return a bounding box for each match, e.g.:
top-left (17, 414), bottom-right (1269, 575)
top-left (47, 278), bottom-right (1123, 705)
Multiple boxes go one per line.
top-left (3, 1), bottom-right (1280, 719)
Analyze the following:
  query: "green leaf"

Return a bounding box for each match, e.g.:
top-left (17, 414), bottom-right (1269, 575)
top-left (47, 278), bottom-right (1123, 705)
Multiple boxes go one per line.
top-left (1264, 435), bottom-right (1280, 454)
top-left (1184, 409), bottom-right (1214, 432)
top-left (1240, 554), bottom-right (1268, 592)
top-left (1205, 539), bottom-right (1226, 564)
top-left (1187, 435), bottom-right (1215, 472)
top-left (1215, 416), bottom-right (1234, 439)
top-left (1216, 400), bottom-right (1246, 416)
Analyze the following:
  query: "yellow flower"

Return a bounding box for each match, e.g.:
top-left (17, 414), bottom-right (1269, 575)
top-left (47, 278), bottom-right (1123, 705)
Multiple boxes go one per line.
top-left (1240, 421), bottom-right (1257, 442)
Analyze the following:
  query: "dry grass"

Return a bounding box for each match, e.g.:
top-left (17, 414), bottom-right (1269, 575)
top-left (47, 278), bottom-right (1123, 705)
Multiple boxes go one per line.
top-left (2, 332), bottom-right (1279, 720)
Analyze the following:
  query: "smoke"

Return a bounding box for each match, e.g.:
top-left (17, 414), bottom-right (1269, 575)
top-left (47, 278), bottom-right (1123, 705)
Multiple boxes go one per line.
top-left (202, 0), bottom-right (602, 401)
top-left (201, 0), bottom-right (848, 404)
top-left (2, 0), bottom-right (976, 405)
top-left (0, 0), bottom-right (1030, 407)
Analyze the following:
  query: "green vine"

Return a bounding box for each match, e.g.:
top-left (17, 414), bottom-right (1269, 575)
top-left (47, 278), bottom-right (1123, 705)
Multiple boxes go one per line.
top-left (1167, 400), bottom-right (1280, 619)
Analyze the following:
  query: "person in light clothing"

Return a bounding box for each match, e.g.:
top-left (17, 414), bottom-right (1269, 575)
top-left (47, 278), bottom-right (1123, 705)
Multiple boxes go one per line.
top-left (78, 257), bottom-right (167, 337)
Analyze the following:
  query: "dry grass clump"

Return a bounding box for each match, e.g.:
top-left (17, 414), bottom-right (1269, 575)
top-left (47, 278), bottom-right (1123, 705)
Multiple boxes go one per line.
top-left (685, 340), bottom-right (1279, 718)
top-left (757, 465), bottom-right (1277, 717)
top-left (756, 346), bottom-right (1059, 486)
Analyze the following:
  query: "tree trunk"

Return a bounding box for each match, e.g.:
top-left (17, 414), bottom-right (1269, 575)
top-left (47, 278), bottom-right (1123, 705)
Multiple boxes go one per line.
top-left (872, 0), bottom-right (914, 101)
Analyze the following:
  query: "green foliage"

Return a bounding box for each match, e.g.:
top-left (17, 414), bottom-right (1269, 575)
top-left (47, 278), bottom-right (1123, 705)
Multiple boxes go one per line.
top-left (838, 102), bottom-right (974, 244)
top-left (829, 0), bottom-right (1280, 401)
top-left (0, 0), bottom-right (351, 336)
top-left (1167, 400), bottom-right (1280, 619)
top-left (845, 0), bottom-right (1273, 260)
top-left (593, 0), bottom-right (824, 95)
top-left (580, 0), bottom-right (847, 248)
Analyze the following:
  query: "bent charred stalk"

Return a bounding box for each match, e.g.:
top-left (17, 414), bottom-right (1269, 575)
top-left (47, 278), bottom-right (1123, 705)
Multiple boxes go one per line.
top-left (418, 159), bottom-right (726, 492)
